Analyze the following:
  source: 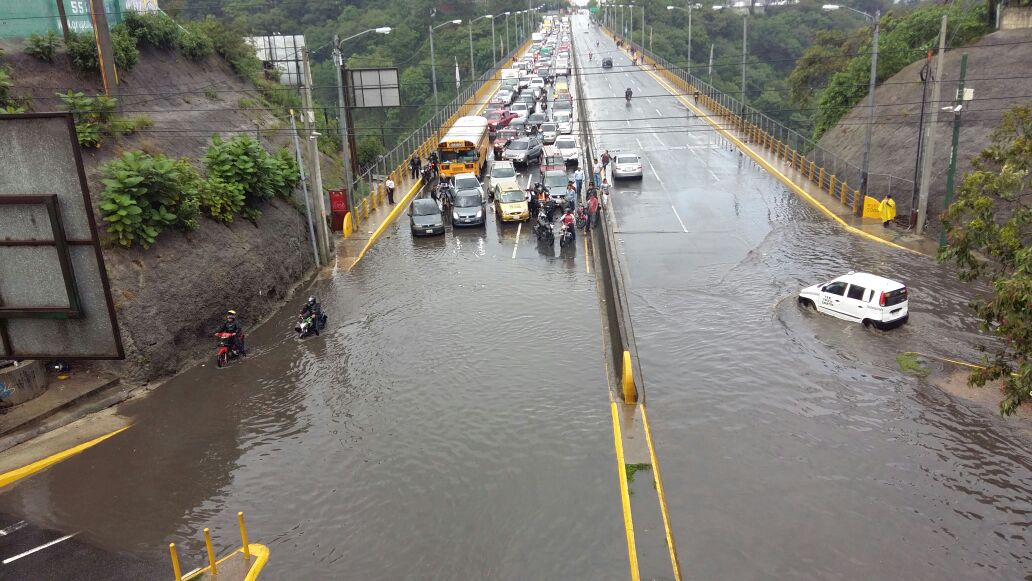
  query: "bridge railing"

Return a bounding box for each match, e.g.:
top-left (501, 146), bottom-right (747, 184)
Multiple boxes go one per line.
top-left (605, 26), bottom-right (915, 218)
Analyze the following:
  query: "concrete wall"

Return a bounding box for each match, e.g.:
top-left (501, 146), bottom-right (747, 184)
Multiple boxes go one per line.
top-left (1001, 6), bottom-right (1032, 30)
top-left (0, 361), bottom-right (47, 408)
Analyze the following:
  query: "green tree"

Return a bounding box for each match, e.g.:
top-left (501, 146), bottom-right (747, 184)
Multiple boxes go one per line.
top-left (938, 105), bottom-right (1032, 415)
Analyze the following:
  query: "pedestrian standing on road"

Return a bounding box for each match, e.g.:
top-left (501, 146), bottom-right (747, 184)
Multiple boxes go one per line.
top-left (385, 177), bottom-right (396, 204)
top-left (565, 182), bottom-right (577, 211)
top-left (694, 90), bottom-right (700, 104)
top-left (592, 158), bottom-right (602, 187)
top-left (879, 194), bottom-right (897, 227)
top-left (587, 193), bottom-right (599, 235)
top-left (574, 167), bottom-right (584, 195)
top-left (409, 155), bottom-right (419, 180)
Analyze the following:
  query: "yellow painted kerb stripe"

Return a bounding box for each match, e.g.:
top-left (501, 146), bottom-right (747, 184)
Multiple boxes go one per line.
top-left (639, 404), bottom-right (683, 581)
top-left (611, 401), bottom-right (641, 581)
top-left (243, 544), bottom-right (270, 581)
top-left (643, 66), bottom-right (925, 256)
top-left (0, 425), bottom-right (130, 488)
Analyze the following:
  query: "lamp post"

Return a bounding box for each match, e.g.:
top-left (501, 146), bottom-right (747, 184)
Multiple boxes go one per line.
top-left (430, 19), bottom-right (463, 113)
top-left (332, 27), bottom-right (392, 232)
top-left (491, 12), bottom-right (501, 61)
top-left (823, 4), bottom-right (880, 215)
top-left (667, 4), bottom-right (693, 76)
top-left (504, 12), bottom-right (511, 57)
top-left (468, 15), bottom-right (493, 79)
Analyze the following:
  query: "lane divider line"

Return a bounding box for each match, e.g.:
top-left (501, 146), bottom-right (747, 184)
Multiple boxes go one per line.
top-left (641, 66), bottom-right (924, 256)
top-left (639, 404), bottom-right (683, 581)
top-left (670, 205), bottom-right (688, 233)
top-left (610, 401), bottom-right (641, 581)
top-left (3, 532), bottom-right (78, 564)
top-left (513, 222), bottom-right (522, 259)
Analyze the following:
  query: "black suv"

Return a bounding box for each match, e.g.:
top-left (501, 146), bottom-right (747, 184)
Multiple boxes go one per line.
top-left (601, 57), bottom-right (613, 69)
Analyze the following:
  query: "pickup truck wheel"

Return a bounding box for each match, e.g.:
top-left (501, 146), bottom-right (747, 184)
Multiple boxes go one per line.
top-left (798, 297), bottom-right (816, 310)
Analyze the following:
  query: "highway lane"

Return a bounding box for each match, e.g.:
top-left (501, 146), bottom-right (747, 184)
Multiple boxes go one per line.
top-left (574, 14), bottom-right (1032, 581)
top-left (0, 49), bottom-right (627, 581)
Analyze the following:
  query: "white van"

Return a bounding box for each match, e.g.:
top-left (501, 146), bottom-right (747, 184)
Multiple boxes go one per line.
top-left (500, 68), bottom-right (519, 80)
top-left (798, 271), bottom-right (909, 329)
top-left (532, 32), bottom-right (543, 42)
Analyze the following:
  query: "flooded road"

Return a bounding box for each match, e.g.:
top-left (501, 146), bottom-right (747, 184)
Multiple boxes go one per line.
top-left (0, 168), bottom-right (626, 577)
top-left (579, 16), bottom-right (1031, 581)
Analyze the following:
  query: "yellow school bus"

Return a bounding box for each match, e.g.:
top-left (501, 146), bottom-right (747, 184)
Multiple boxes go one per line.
top-left (437, 116), bottom-right (491, 179)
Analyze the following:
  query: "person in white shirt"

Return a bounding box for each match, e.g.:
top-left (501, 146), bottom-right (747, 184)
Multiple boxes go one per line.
top-left (385, 177), bottom-right (396, 204)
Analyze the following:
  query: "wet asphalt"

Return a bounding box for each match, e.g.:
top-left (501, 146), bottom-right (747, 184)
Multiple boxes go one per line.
top-left (577, 14), bottom-right (1031, 581)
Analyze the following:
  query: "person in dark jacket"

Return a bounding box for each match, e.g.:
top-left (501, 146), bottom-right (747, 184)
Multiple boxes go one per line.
top-left (300, 296), bottom-right (325, 333)
top-left (216, 310), bottom-right (246, 355)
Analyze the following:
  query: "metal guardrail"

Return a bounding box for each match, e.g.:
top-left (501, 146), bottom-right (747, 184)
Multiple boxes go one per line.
top-left (605, 26), bottom-right (916, 216)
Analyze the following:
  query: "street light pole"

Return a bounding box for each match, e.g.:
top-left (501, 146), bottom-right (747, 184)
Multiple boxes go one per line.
top-left (505, 12), bottom-right (510, 57)
top-left (741, 14), bottom-right (747, 113)
top-left (822, 4), bottom-right (880, 215)
top-left (469, 16), bottom-right (492, 80)
top-left (429, 19), bottom-right (462, 114)
top-left (667, 5), bottom-right (694, 75)
top-left (332, 27), bottom-right (391, 233)
top-left (641, 5), bottom-right (645, 49)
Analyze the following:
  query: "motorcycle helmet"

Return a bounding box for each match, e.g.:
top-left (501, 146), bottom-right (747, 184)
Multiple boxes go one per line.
top-left (227, 310), bottom-right (237, 317)
top-left (308, 296), bottom-right (316, 304)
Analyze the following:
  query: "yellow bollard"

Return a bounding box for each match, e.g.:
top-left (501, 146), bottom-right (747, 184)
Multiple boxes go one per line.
top-left (362, 198), bottom-right (369, 220)
top-left (203, 528), bottom-right (218, 576)
top-left (342, 212), bottom-right (353, 238)
top-left (238, 512), bottom-right (251, 560)
top-left (852, 190), bottom-right (861, 213)
top-left (840, 181), bottom-right (849, 204)
top-left (828, 175), bottom-right (836, 196)
top-left (169, 543), bottom-right (183, 581)
top-left (817, 167), bottom-right (825, 190)
top-left (621, 350), bottom-right (637, 404)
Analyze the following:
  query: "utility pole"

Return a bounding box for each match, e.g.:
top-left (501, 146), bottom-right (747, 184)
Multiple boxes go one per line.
top-left (290, 112), bottom-right (321, 268)
top-left (55, 0), bottom-right (70, 43)
top-left (333, 36), bottom-right (358, 234)
top-left (856, 10), bottom-right (880, 216)
top-left (940, 52), bottom-right (968, 248)
top-left (687, 1), bottom-right (693, 77)
top-left (916, 15), bottom-right (948, 235)
top-left (708, 43), bottom-right (714, 85)
top-left (909, 50), bottom-right (933, 227)
top-left (87, 0), bottom-right (118, 98)
top-left (741, 15), bottom-right (747, 113)
top-left (300, 49), bottom-right (329, 264)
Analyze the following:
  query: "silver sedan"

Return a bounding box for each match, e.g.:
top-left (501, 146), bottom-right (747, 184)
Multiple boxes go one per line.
top-left (612, 153), bottom-right (643, 180)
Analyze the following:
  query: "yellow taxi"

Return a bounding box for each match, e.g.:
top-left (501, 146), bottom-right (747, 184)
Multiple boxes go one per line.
top-left (553, 80), bottom-right (569, 99)
top-left (492, 178), bottom-right (529, 222)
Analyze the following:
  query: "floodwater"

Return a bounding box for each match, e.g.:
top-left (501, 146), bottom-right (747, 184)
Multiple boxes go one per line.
top-left (578, 14), bottom-right (1031, 580)
top-left (0, 173), bottom-right (627, 579)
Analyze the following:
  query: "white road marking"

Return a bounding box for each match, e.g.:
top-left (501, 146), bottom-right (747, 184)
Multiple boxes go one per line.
top-left (635, 137), bottom-right (644, 149)
top-left (0, 522), bottom-right (26, 536)
top-left (3, 533), bottom-right (78, 564)
top-left (709, 169), bottom-right (720, 182)
top-left (646, 158), bottom-right (665, 186)
top-left (512, 222), bottom-right (522, 258)
top-left (670, 205), bottom-right (689, 233)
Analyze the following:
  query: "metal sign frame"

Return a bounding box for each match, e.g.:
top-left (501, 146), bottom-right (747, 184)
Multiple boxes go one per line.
top-left (0, 112), bottom-right (124, 360)
top-left (347, 67), bottom-right (401, 108)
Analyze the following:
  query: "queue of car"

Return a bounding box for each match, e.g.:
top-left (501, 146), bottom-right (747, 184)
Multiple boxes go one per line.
top-left (412, 19), bottom-right (575, 236)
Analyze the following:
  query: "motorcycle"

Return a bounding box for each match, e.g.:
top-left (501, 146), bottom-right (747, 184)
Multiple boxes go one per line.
top-left (534, 210), bottom-right (555, 243)
top-left (214, 332), bottom-right (245, 368)
top-left (296, 314), bottom-right (318, 338)
top-left (625, 90), bottom-right (632, 104)
top-left (559, 221), bottom-right (576, 247)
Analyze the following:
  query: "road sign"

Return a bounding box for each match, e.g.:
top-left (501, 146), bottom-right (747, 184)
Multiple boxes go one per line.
top-left (0, 113), bottom-right (123, 359)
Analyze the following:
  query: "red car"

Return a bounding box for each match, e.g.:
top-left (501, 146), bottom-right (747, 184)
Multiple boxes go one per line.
top-left (484, 109), bottom-right (518, 132)
top-left (559, 42), bottom-right (571, 52)
top-left (493, 128), bottom-right (519, 160)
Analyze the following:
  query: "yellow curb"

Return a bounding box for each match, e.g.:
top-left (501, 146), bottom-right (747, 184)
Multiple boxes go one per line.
top-left (0, 425), bottom-right (130, 489)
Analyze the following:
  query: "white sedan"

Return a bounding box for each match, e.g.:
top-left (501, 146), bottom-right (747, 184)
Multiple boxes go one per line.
top-left (554, 135), bottom-right (580, 164)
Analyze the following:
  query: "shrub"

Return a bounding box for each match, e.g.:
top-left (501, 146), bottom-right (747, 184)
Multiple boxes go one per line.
top-left (58, 90), bottom-right (121, 147)
top-left (25, 31), bottom-right (59, 63)
top-left (98, 151), bottom-right (201, 248)
top-left (75, 122), bottom-right (103, 148)
top-left (0, 68), bottom-right (11, 106)
top-left (65, 28), bottom-right (139, 74)
top-left (122, 11), bottom-right (178, 49)
top-left (185, 18), bottom-right (261, 78)
top-left (204, 135), bottom-right (299, 206)
top-left (176, 29), bottom-right (214, 61)
top-left (199, 178), bottom-right (246, 222)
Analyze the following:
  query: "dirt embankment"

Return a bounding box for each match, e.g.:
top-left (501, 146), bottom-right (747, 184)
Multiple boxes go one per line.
top-left (2, 41), bottom-right (319, 381)
top-left (816, 28), bottom-right (1032, 236)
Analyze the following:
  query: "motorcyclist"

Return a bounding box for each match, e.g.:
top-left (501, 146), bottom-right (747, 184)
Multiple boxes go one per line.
top-left (625, 88), bottom-right (633, 101)
top-left (300, 296), bottom-right (323, 333)
top-left (216, 310), bottom-right (246, 355)
top-left (559, 209), bottom-right (576, 238)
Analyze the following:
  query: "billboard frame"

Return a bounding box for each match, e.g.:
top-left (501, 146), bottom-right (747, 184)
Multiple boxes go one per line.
top-left (0, 112), bottom-right (124, 360)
